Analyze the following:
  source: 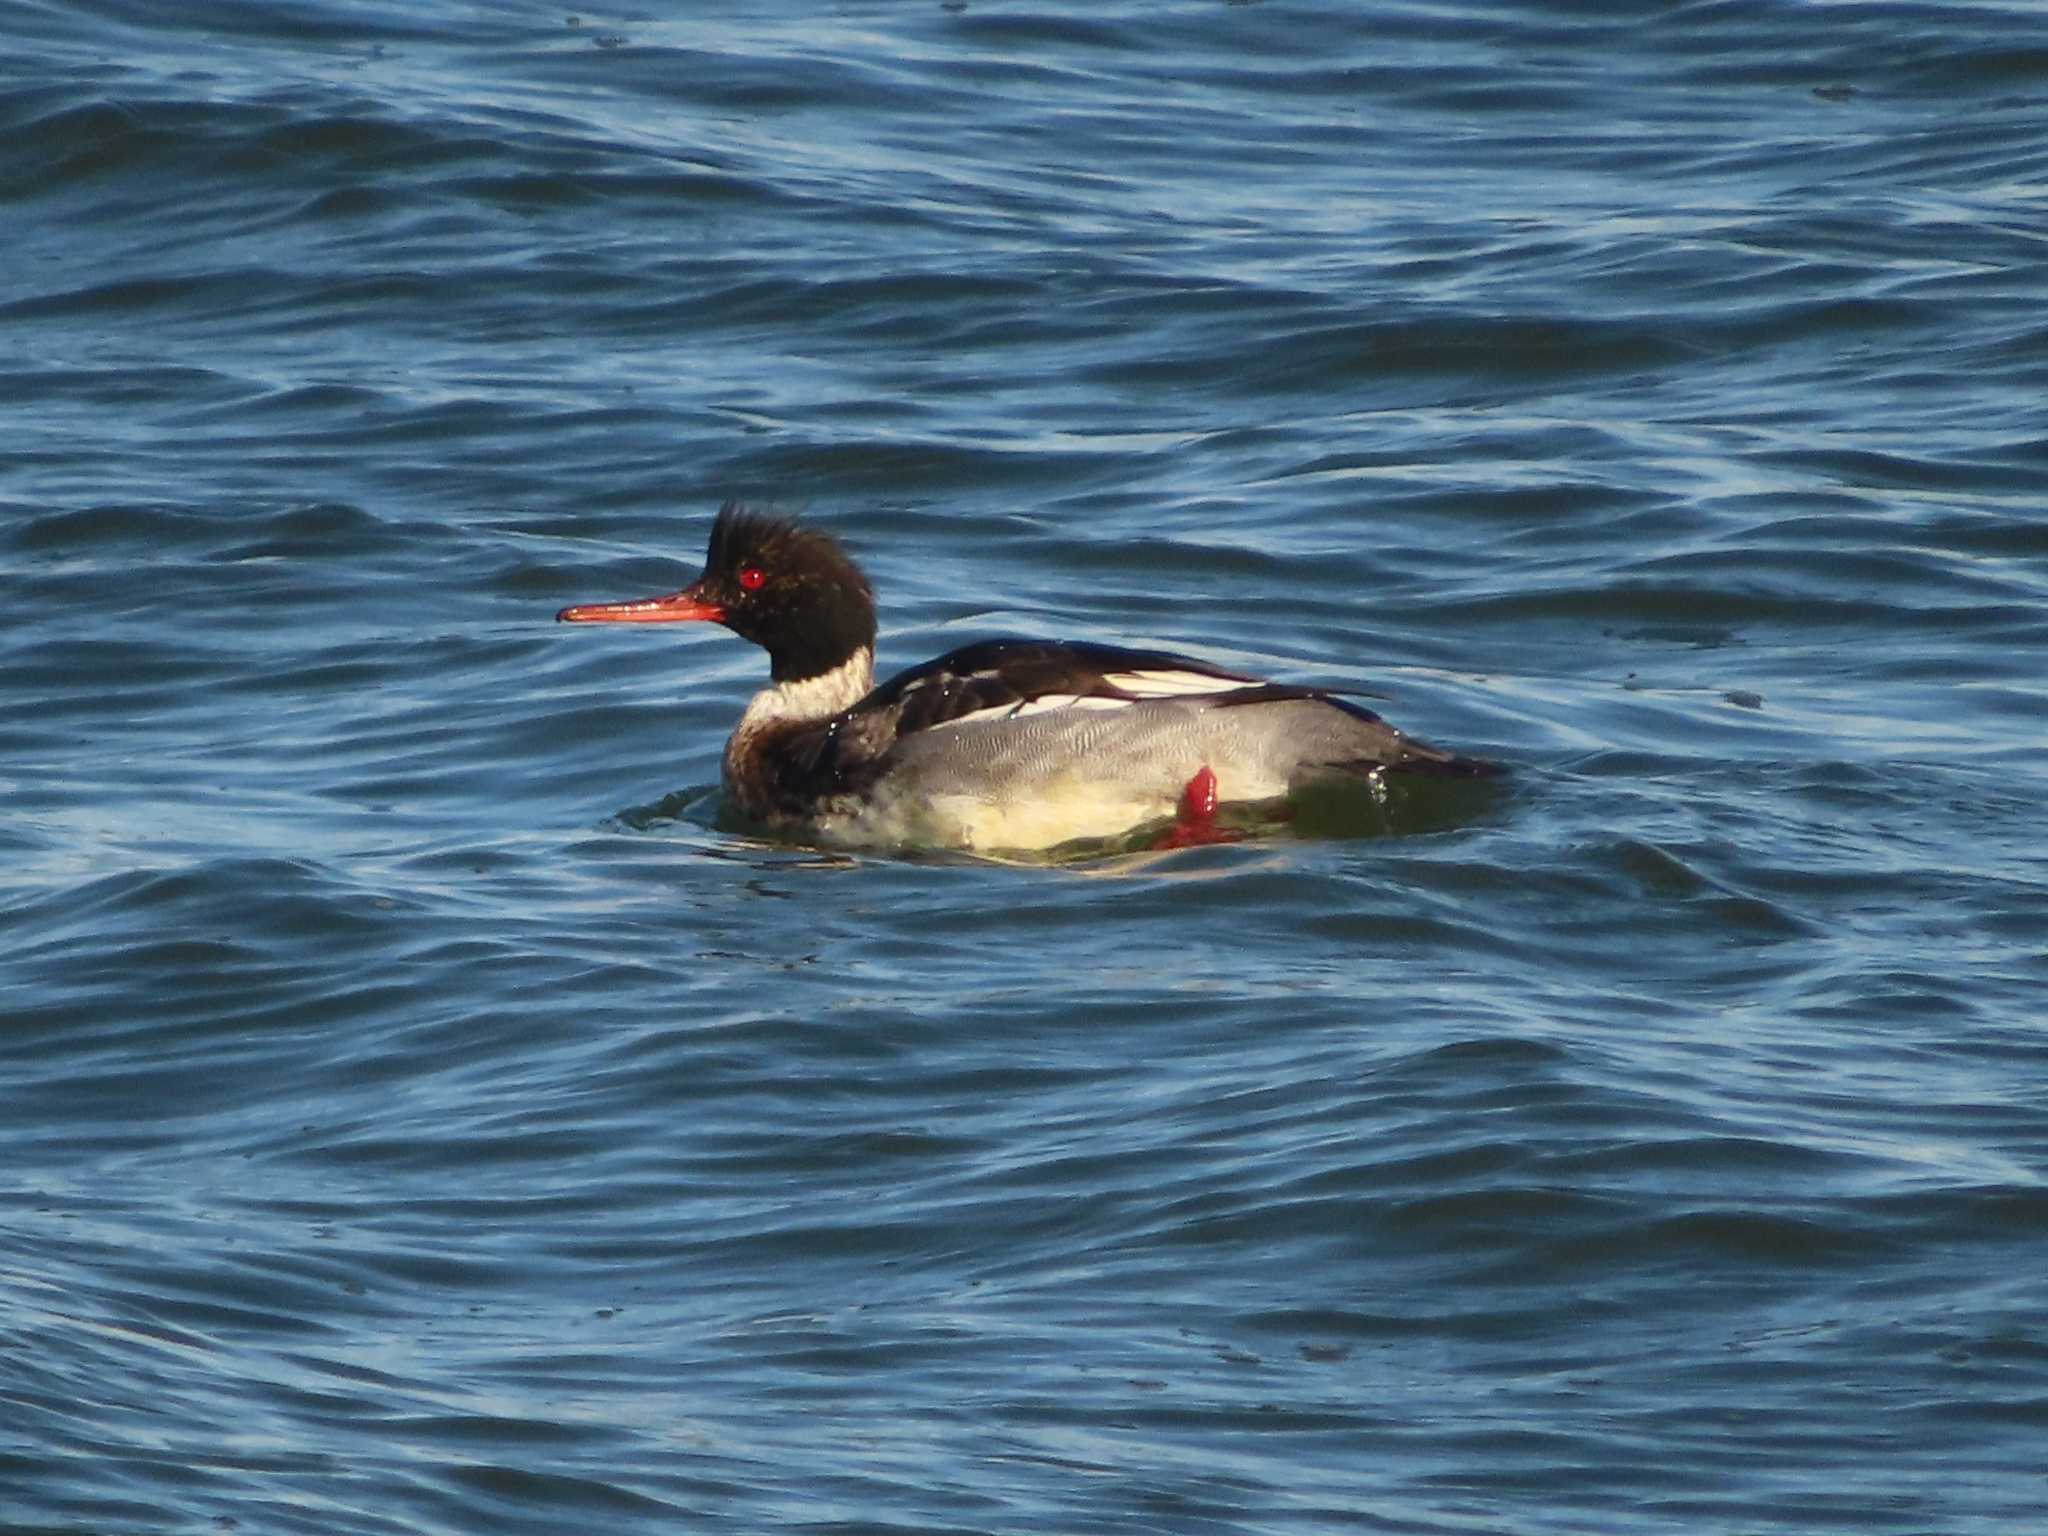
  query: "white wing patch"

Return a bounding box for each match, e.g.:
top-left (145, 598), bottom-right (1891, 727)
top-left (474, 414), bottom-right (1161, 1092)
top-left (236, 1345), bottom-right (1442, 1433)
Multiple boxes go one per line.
top-left (1102, 669), bottom-right (1246, 698)
top-left (933, 669), bottom-right (1248, 732)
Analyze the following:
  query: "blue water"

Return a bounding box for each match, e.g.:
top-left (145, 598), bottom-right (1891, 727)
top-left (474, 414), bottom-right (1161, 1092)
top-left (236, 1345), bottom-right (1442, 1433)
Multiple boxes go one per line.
top-left (6, 3), bottom-right (2048, 1531)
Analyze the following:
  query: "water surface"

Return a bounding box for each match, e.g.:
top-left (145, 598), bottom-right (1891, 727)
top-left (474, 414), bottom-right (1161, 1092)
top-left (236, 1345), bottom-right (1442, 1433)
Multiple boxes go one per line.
top-left (5, 3), bottom-right (2047, 1532)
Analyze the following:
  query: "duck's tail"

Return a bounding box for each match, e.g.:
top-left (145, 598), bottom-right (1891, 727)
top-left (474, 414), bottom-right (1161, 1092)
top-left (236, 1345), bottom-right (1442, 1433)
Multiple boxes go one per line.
top-left (1357, 739), bottom-right (1505, 779)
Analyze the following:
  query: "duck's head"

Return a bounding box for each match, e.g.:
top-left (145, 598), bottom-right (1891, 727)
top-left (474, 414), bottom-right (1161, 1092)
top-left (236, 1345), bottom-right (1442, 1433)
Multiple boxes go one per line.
top-left (558, 502), bottom-right (876, 683)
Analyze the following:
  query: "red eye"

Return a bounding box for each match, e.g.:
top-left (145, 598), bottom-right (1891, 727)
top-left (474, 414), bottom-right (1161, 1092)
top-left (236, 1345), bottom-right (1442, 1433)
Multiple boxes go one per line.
top-left (737, 565), bottom-right (766, 592)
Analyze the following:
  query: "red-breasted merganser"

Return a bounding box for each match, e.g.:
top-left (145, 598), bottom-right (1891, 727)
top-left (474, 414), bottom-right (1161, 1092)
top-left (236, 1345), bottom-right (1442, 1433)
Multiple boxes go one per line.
top-left (558, 503), bottom-right (1498, 851)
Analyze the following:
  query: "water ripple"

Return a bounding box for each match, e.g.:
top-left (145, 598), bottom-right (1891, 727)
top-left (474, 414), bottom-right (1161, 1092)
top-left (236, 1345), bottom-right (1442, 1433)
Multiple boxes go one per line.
top-left (6, 2), bottom-right (2048, 1532)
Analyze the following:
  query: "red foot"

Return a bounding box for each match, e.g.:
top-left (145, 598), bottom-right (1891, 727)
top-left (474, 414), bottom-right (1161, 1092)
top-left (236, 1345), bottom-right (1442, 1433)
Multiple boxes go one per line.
top-left (1151, 765), bottom-right (1245, 849)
